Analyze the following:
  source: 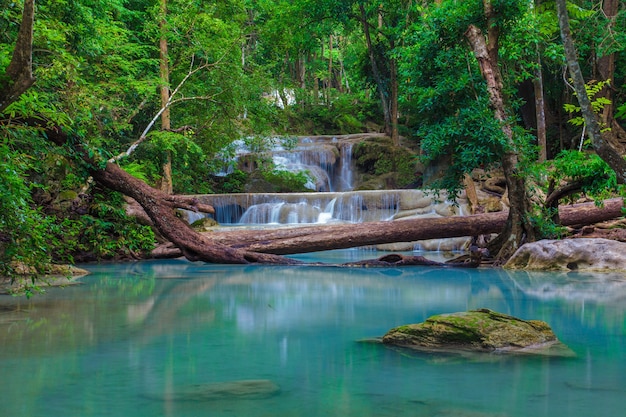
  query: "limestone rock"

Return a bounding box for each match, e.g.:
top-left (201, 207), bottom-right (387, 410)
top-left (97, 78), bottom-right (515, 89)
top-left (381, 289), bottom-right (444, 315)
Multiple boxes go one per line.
top-left (505, 238), bottom-right (626, 272)
top-left (382, 309), bottom-right (568, 355)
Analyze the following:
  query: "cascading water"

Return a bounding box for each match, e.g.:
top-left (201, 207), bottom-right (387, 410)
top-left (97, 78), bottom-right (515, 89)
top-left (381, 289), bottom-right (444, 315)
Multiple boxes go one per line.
top-left (336, 142), bottom-right (354, 192)
top-left (197, 135), bottom-right (473, 251)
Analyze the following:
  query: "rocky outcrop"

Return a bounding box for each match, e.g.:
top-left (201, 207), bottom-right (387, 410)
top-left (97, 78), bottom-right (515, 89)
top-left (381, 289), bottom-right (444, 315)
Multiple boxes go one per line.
top-left (1, 264), bottom-right (89, 295)
top-left (382, 309), bottom-right (571, 356)
top-left (505, 238), bottom-right (626, 272)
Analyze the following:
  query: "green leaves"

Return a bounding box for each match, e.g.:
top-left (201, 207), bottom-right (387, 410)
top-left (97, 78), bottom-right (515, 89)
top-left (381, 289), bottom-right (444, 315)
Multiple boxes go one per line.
top-left (0, 142), bottom-right (53, 283)
top-left (564, 79), bottom-right (612, 135)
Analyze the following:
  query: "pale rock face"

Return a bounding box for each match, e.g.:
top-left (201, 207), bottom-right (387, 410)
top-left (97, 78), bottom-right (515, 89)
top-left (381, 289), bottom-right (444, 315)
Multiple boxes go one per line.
top-left (505, 238), bottom-right (626, 272)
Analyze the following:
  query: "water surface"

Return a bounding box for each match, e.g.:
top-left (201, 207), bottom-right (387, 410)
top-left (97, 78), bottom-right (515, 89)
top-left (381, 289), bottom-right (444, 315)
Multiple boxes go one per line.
top-left (1, 251), bottom-right (625, 416)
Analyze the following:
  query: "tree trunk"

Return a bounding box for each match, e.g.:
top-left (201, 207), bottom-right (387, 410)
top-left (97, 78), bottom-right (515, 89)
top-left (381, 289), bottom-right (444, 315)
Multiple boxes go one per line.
top-left (389, 49), bottom-right (400, 145)
top-left (556, 0), bottom-right (626, 183)
top-left (159, 0), bottom-right (174, 194)
top-left (95, 164), bottom-right (300, 265)
top-left (465, 21), bottom-right (536, 261)
top-left (534, 48), bottom-right (547, 162)
top-left (360, 4), bottom-right (392, 137)
top-left (39, 127), bottom-right (626, 265)
top-left (154, 198), bottom-right (624, 258)
top-left (597, 0), bottom-right (617, 127)
top-left (0, 0), bottom-right (35, 113)
top-left (595, 0), bottom-right (626, 152)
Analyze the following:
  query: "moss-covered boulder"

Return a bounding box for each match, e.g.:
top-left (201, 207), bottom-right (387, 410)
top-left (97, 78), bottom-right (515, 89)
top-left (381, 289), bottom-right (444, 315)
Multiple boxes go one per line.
top-left (382, 309), bottom-right (570, 355)
top-left (191, 216), bottom-right (220, 231)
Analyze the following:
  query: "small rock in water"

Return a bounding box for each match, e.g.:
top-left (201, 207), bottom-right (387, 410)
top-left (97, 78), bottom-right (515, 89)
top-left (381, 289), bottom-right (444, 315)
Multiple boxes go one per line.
top-left (145, 379), bottom-right (280, 402)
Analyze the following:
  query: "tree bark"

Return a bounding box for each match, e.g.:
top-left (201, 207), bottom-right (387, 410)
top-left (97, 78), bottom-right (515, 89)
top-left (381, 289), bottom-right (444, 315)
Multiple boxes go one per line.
top-left (0, 0), bottom-right (36, 113)
top-left (555, 0), bottom-right (626, 183)
top-left (595, 0), bottom-right (626, 152)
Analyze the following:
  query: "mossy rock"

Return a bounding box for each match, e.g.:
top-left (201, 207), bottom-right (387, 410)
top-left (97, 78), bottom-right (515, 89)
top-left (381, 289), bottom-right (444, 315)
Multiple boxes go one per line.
top-left (352, 139), bottom-right (418, 188)
top-left (191, 217), bottom-right (220, 231)
top-left (382, 308), bottom-right (571, 356)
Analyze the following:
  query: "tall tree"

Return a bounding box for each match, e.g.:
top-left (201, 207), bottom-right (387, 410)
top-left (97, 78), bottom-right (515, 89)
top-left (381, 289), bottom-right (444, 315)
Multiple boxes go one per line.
top-left (159, 0), bottom-right (173, 194)
top-left (464, 0), bottom-right (536, 260)
top-left (595, 0), bottom-right (626, 148)
top-left (555, 0), bottom-right (626, 183)
top-left (0, 0), bottom-right (35, 113)
top-left (358, 0), bottom-right (407, 145)
top-left (398, 0), bottom-right (542, 260)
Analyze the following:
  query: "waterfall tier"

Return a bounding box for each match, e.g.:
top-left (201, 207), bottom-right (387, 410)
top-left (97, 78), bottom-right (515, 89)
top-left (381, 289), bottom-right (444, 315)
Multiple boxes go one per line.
top-left (222, 135), bottom-right (361, 192)
top-left (202, 135), bottom-right (483, 252)
top-left (192, 190), bottom-right (467, 225)
top-left (186, 190), bottom-right (475, 252)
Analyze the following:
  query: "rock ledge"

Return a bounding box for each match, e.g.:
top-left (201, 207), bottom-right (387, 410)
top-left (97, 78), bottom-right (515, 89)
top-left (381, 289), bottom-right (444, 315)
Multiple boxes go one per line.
top-left (505, 238), bottom-right (626, 271)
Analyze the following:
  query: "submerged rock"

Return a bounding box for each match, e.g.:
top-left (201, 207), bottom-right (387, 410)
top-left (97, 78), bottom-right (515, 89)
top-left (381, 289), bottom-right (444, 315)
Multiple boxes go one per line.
top-left (382, 309), bottom-right (571, 356)
top-left (145, 379), bottom-right (280, 402)
top-left (505, 238), bottom-right (626, 272)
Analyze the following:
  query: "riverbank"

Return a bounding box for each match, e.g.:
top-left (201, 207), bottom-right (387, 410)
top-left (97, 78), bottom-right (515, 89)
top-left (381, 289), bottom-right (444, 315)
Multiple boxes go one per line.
top-left (0, 264), bottom-right (89, 296)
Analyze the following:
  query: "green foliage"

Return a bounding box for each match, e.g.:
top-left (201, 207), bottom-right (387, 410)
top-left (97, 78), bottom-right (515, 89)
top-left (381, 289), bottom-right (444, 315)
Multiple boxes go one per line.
top-left (47, 190), bottom-right (156, 263)
top-left (2, 0), bottom-right (626, 281)
top-left (527, 149), bottom-right (622, 239)
top-left (120, 161), bottom-right (151, 183)
top-left (211, 170), bottom-right (249, 194)
top-left (0, 143), bottom-right (53, 284)
top-left (539, 149), bottom-right (619, 201)
top-left (353, 139), bottom-right (417, 188)
top-left (397, 0), bottom-right (541, 195)
top-left (417, 96), bottom-right (509, 194)
top-left (563, 80), bottom-right (612, 140)
top-left (261, 169), bottom-right (311, 193)
top-left (286, 90), bottom-right (377, 135)
top-left (527, 207), bottom-right (568, 240)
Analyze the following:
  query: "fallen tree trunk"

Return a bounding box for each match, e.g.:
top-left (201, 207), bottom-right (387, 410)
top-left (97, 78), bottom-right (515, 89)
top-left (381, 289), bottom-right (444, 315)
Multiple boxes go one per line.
top-left (45, 130), bottom-right (302, 264)
top-left (156, 198), bottom-right (624, 257)
top-left (45, 128), bottom-right (626, 264)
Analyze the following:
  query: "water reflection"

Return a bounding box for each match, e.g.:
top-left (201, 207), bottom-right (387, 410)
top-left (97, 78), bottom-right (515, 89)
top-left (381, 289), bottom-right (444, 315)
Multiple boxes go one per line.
top-left (0, 256), bottom-right (625, 417)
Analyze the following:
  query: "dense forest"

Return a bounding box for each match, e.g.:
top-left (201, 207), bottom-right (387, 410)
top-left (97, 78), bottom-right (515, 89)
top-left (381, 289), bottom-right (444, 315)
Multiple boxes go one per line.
top-left (1, 1), bottom-right (625, 287)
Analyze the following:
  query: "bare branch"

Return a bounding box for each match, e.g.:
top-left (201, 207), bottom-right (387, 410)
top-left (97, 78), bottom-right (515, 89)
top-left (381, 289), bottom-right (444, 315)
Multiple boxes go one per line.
top-left (109, 57), bottom-right (218, 163)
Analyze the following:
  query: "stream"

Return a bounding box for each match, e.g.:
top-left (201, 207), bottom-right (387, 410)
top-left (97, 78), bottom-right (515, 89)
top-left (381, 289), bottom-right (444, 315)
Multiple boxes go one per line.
top-left (1, 250), bottom-right (625, 417)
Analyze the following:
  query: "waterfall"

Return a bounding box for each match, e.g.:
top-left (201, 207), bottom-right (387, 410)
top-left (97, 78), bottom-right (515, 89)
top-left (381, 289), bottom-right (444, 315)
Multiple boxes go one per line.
top-left (336, 142), bottom-right (354, 192)
top-left (195, 135), bottom-right (477, 252)
top-left (216, 136), bottom-right (357, 192)
top-left (191, 190), bottom-right (461, 226)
